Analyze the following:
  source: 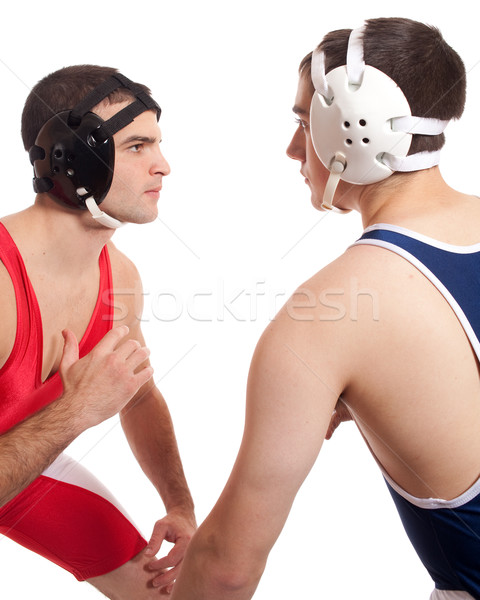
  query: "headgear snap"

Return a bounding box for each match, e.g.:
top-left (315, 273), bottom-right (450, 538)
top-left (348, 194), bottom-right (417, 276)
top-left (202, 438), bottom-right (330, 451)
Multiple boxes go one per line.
top-left (310, 25), bottom-right (449, 213)
top-left (29, 72), bottom-right (161, 228)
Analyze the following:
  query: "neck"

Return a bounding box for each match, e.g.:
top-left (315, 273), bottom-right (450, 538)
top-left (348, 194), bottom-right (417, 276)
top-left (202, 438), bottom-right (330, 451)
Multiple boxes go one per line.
top-left (355, 167), bottom-right (458, 229)
top-left (2, 196), bottom-right (115, 275)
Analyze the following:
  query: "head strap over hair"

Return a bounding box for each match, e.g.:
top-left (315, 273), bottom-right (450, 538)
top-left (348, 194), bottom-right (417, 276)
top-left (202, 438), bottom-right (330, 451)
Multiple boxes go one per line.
top-left (346, 26), bottom-right (365, 87)
top-left (68, 73), bottom-right (161, 144)
top-left (310, 24), bottom-right (449, 213)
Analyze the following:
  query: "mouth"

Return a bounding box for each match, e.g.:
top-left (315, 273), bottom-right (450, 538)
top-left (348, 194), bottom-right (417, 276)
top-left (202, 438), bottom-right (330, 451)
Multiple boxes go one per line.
top-left (144, 186), bottom-right (162, 199)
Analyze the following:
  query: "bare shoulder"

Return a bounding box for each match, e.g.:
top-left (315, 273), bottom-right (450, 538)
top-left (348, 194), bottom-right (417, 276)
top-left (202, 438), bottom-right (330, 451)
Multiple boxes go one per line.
top-left (0, 260), bottom-right (17, 370)
top-left (105, 241), bottom-right (144, 329)
top-left (254, 242), bottom-right (428, 392)
top-left (296, 242), bottom-right (424, 322)
top-left (249, 247), bottom-right (382, 395)
top-left (273, 244), bottom-right (392, 333)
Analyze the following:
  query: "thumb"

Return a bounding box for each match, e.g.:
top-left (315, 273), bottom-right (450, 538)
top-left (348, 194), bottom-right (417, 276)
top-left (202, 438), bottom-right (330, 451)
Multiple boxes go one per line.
top-left (59, 329), bottom-right (80, 373)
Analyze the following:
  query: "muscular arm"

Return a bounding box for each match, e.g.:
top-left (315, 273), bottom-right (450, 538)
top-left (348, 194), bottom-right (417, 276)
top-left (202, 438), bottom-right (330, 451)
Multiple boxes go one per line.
top-left (0, 390), bottom-right (82, 507)
top-left (0, 267), bottom-right (81, 507)
top-left (0, 326), bottom-right (153, 508)
top-left (118, 326), bottom-right (196, 589)
top-left (110, 245), bottom-right (195, 518)
top-left (120, 381), bottom-right (194, 516)
top-left (171, 296), bottom-right (347, 599)
top-left (109, 244), bottom-right (196, 588)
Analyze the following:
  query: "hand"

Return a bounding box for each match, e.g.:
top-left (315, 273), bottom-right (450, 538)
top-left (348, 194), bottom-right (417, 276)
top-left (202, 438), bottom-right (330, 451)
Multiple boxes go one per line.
top-left (59, 325), bottom-right (154, 430)
top-left (325, 399), bottom-right (352, 440)
top-left (145, 509), bottom-right (197, 594)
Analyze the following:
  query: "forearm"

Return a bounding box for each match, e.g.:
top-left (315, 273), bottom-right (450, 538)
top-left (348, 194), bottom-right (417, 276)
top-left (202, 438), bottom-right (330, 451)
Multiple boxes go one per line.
top-left (0, 325), bottom-right (155, 509)
top-left (120, 385), bottom-right (194, 515)
top-left (0, 393), bottom-right (83, 507)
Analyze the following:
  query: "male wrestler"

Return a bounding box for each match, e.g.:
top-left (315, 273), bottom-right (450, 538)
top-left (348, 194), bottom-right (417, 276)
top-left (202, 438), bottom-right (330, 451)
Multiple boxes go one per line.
top-left (0, 65), bottom-right (195, 598)
top-left (170, 18), bottom-right (479, 600)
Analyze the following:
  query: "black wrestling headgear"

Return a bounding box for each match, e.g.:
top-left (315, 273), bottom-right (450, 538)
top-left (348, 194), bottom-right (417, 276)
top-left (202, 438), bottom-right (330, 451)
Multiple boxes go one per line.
top-left (29, 72), bottom-right (161, 227)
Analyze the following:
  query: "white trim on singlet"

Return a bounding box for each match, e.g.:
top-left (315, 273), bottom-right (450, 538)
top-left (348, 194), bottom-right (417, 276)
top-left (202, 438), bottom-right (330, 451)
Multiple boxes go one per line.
top-left (430, 589), bottom-right (476, 600)
top-left (382, 468), bottom-right (480, 510)
top-left (42, 453), bottom-right (138, 526)
top-left (361, 223), bottom-right (480, 253)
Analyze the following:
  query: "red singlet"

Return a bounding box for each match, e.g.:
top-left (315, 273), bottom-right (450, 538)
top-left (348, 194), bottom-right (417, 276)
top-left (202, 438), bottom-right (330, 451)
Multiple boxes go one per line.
top-left (0, 222), bottom-right (112, 433)
top-left (0, 223), bottom-right (147, 581)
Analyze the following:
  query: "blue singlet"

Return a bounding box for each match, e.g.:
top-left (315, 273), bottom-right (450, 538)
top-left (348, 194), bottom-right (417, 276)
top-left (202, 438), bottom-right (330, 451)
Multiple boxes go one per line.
top-left (355, 223), bottom-right (480, 599)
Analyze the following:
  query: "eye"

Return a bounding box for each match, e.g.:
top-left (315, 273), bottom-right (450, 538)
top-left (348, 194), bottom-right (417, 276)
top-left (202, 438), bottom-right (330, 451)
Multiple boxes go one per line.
top-left (129, 143), bottom-right (144, 153)
top-left (295, 117), bottom-right (309, 130)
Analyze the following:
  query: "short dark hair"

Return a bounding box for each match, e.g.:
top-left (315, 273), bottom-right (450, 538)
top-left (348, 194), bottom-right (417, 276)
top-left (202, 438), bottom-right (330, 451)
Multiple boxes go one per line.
top-left (299, 18), bottom-right (466, 154)
top-left (21, 64), bottom-right (152, 151)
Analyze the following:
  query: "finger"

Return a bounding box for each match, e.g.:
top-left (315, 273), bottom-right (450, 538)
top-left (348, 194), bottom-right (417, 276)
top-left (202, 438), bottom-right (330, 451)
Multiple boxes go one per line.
top-left (152, 562), bottom-right (182, 590)
top-left (325, 413), bottom-right (341, 441)
top-left (144, 522), bottom-right (168, 557)
top-left (115, 338), bottom-right (142, 360)
top-left (133, 365), bottom-right (154, 390)
top-left (148, 537), bottom-right (189, 571)
top-left (336, 399), bottom-right (352, 421)
top-left (94, 325), bottom-right (130, 353)
top-left (125, 346), bottom-right (151, 371)
top-left (59, 329), bottom-right (79, 373)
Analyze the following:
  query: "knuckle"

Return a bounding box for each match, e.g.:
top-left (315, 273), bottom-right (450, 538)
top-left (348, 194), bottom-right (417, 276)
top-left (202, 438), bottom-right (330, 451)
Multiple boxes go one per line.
top-left (105, 352), bottom-right (119, 368)
top-left (136, 347), bottom-right (150, 362)
top-left (90, 345), bottom-right (104, 360)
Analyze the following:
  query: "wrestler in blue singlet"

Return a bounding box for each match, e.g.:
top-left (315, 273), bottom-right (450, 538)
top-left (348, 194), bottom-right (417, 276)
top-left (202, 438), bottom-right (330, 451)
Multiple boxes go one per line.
top-left (355, 223), bottom-right (480, 599)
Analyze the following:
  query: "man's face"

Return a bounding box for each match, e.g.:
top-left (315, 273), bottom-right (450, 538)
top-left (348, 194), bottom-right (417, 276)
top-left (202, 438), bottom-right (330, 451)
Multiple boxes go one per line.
top-left (286, 74), bottom-right (331, 210)
top-left (94, 100), bottom-right (170, 224)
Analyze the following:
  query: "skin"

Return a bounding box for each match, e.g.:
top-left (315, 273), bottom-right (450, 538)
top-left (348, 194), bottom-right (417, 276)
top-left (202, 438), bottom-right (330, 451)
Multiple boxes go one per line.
top-left (0, 101), bottom-right (195, 598)
top-left (169, 73), bottom-right (480, 599)
top-left (94, 100), bottom-right (170, 225)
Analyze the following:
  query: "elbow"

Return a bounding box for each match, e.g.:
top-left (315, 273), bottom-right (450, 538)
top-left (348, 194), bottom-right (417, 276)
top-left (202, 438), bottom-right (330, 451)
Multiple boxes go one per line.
top-left (209, 561), bottom-right (265, 594)
top-left (184, 530), bottom-right (267, 595)
top-left (204, 538), bottom-right (268, 595)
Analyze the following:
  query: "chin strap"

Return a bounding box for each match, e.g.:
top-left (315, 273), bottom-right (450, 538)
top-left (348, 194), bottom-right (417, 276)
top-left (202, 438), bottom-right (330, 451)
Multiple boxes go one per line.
top-left (321, 154), bottom-right (351, 214)
top-left (85, 196), bottom-right (124, 229)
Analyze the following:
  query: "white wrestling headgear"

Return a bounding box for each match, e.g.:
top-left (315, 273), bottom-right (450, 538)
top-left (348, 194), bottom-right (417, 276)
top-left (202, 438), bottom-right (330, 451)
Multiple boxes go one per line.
top-left (310, 24), bottom-right (449, 213)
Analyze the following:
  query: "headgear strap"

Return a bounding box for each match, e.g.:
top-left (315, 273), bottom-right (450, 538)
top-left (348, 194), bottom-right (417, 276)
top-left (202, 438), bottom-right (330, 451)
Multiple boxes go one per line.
top-left (68, 73), bottom-right (161, 145)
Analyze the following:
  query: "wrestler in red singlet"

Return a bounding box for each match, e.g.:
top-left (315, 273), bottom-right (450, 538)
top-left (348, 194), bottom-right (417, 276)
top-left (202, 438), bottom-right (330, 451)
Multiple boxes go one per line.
top-left (0, 223), bottom-right (147, 580)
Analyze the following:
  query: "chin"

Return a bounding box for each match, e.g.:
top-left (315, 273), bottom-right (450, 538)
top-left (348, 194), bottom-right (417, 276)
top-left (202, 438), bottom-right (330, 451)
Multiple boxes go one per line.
top-left (310, 194), bottom-right (324, 211)
top-left (136, 210), bottom-right (159, 224)
top-left (119, 204), bottom-right (159, 224)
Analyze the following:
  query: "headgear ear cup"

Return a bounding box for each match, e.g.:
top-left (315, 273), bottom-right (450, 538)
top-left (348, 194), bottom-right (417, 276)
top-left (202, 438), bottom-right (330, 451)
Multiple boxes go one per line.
top-left (310, 65), bottom-right (413, 185)
top-left (309, 24), bottom-right (450, 213)
top-left (31, 111), bottom-right (115, 210)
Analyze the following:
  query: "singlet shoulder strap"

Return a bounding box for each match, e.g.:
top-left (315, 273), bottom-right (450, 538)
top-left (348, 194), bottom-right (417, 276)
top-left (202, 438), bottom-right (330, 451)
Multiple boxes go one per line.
top-left (77, 244), bottom-right (114, 357)
top-left (353, 224), bottom-right (480, 363)
top-left (0, 223), bottom-right (42, 374)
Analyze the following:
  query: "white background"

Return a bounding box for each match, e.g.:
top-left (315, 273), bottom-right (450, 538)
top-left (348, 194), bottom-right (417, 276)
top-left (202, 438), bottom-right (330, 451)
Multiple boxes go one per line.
top-left (0, 1), bottom-right (479, 598)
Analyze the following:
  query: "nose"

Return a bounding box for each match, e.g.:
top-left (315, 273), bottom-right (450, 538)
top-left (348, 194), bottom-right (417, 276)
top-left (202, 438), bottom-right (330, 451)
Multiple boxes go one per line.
top-left (286, 125), bottom-right (306, 163)
top-left (151, 145), bottom-right (171, 176)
